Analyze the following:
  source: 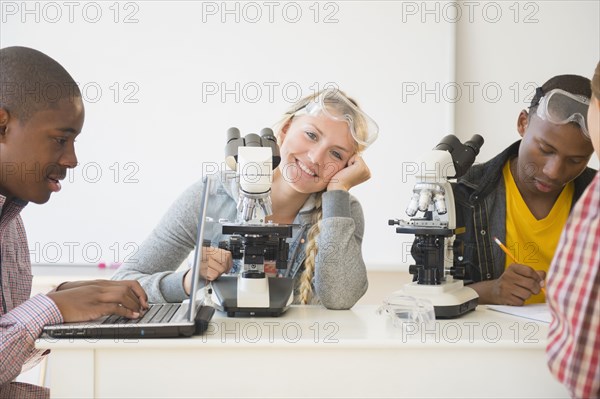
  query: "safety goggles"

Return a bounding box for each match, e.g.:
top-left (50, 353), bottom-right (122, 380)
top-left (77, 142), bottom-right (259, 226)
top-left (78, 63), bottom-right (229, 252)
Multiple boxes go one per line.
top-left (293, 88), bottom-right (379, 148)
top-left (535, 88), bottom-right (590, 138)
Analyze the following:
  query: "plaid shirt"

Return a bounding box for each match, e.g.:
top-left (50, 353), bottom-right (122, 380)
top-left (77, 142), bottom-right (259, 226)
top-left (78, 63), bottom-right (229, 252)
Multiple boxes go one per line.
top-left (0, 195), bottom-right (63, 399)
top-left (547, 173), bottom-right (600, 399)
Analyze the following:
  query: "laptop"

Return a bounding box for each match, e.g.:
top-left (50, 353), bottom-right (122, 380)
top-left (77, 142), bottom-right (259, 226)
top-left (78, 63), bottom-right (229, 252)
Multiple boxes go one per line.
top-left (43, 178), bottom-right (216, 339)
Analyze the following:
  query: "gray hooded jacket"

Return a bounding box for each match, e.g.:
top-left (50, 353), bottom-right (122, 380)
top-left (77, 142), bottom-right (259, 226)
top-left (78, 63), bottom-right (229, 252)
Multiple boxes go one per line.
top-left (112, 172), bottom-right (368, 309)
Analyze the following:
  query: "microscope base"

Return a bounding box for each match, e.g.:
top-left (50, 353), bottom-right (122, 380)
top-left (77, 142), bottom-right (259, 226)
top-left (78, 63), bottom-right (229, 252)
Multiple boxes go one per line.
top-left (211, 275), bottom-right (295, 317)
top-left (397, 280), bottom-right (478, 319)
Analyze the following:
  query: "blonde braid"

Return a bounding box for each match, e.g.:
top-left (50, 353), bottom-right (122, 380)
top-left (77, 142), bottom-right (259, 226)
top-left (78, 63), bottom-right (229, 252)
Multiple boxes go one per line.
top-left (299, 192), bottom-right (323, 304)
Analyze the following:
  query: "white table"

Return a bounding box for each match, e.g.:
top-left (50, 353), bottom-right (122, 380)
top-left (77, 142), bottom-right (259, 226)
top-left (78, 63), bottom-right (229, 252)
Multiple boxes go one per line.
top-left (36, 305), bottom-right (568, 398)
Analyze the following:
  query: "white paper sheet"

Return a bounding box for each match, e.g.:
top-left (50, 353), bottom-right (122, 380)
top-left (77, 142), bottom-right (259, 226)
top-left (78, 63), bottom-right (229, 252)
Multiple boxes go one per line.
top-left (486, 303), bottom-right (552, 323)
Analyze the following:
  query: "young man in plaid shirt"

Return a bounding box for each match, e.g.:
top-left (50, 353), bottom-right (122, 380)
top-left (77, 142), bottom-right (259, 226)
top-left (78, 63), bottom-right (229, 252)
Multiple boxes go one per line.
top-left (547, 61), bottom-right (600, 399)
top-left (0, 47), bottom-right (148, 398)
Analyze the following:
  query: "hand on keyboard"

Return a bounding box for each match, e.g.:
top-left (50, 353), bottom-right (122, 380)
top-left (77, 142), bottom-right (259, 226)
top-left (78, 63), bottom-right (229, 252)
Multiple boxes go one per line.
top-left (47, 280), bottom-right (149, 323)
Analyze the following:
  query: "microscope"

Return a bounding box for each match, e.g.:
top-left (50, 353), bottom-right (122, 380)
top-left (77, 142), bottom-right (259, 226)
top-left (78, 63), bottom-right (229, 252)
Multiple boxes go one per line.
top-left (210, 127), bottom-right (295, 317)
top-left (388, 134), bottom-right (483, 318)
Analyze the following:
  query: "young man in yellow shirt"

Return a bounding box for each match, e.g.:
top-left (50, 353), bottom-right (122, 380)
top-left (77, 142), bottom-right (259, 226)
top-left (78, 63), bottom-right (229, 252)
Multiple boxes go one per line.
top-left (454, 74), bottom-right (595, 306)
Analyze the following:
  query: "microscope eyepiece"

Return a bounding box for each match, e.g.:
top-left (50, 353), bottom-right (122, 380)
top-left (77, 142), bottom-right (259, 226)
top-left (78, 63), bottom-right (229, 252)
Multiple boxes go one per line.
top-left (433, 135), bottom-right (462, 153)
top-left (260, 128), bottom-right (276, 141)
top-left (244, 133), bottom-right (262, 147)
top-left (227, 127), bottom-right (241, 142)
top-left (432, 134), bottom-right (485, 178)
top-left (260, 128), bottom-right (280, 168)
top-left (464, 134), bottom-right (484, 156)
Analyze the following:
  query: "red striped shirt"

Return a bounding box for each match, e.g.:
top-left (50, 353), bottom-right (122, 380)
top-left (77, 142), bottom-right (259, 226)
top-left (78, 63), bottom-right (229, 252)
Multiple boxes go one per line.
top-left (0, 195), bottom-right (63, 398)
top-left (547, 173), bottom-right (600, 398)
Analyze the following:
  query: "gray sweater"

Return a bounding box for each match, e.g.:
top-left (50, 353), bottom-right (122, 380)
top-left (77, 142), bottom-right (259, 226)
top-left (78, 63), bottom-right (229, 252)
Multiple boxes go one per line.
top-left (112, 173), bottom-right (368, 309)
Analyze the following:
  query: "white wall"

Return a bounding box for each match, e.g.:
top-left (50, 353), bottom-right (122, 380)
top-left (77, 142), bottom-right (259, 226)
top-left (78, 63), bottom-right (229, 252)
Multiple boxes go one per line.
top-left (1, 1), bottom-right (598, 270)
top-left (455, 0), bottom-right (600, 166)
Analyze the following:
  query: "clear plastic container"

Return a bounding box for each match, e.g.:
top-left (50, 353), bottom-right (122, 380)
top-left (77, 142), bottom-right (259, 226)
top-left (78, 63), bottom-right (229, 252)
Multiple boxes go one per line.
top-left (376, 293), bottom-right (436, 327)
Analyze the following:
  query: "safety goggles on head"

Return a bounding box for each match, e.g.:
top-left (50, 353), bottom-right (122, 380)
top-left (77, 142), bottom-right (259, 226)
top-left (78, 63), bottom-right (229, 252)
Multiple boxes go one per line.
top-left (293, 88), bottom-right (379, 148)
top-left (535, 88), bottom-right (590, 138)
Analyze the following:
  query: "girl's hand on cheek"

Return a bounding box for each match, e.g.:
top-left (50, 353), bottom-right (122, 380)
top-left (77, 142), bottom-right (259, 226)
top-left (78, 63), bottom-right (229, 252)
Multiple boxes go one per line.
top-left (327, 154), bottom-right (371, 191)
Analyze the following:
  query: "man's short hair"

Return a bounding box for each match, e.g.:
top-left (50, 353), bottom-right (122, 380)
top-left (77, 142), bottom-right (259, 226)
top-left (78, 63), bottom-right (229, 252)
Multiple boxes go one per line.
top-left (0, 46), bottom-right (81, 122)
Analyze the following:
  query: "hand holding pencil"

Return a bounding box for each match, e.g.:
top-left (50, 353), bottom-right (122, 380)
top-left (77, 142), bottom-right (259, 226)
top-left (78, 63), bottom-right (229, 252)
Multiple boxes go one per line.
top-left (493, 236), bottom-right (546, 299)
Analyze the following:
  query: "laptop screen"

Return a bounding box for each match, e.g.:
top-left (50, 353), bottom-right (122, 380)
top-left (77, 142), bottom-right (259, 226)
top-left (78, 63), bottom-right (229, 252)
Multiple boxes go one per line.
top-left (186, 176), bottom-right (212, 321)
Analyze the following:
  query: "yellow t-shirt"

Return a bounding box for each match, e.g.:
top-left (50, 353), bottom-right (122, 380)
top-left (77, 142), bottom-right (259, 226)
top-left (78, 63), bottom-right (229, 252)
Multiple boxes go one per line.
top-left (503, 161), bottom-right (573, 304)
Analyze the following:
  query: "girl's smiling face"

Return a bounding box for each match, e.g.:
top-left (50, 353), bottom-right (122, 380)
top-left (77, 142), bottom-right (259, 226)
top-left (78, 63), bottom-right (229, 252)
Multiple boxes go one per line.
top-left (277, 113), bottom-right (355, 194)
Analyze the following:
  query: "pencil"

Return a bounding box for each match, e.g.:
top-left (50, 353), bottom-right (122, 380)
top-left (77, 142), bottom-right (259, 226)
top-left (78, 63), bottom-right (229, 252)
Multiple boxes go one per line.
top-left (493, 236), bottom-right (518, 263)
top-left (493, 236), bottom-right (546, 296)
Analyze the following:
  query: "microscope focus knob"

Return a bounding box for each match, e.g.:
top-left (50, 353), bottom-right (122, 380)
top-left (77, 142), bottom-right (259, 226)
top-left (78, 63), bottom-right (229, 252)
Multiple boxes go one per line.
top-left (220, 236), bottom-right (244, 259)
top-left (450, 266), bottom-right (466, 279)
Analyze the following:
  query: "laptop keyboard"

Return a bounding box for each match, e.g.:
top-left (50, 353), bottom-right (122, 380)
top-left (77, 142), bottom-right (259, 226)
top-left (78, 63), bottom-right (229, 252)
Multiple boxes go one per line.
top-left (101, 303), bottom-right (182, 325)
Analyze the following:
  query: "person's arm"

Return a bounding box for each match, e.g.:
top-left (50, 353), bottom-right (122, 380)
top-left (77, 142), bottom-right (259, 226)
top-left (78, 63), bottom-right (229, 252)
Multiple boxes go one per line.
top-left (314, 190), bottom-right (368, 309)
top-left (547, 174), bottom-right (600, 398)
top-left (469, 263), bottom-right (545, 305)
top-left (111, 180), bottom-right (205, 303)
top-left (0, 295), bottom-right (62, 384)
top-left (1, 280), bottom-right (148, 386)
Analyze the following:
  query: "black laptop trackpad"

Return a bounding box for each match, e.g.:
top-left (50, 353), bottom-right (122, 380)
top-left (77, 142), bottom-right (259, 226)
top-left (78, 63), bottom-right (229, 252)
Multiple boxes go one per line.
top-left (194, 305), bottom-right (215, 335)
